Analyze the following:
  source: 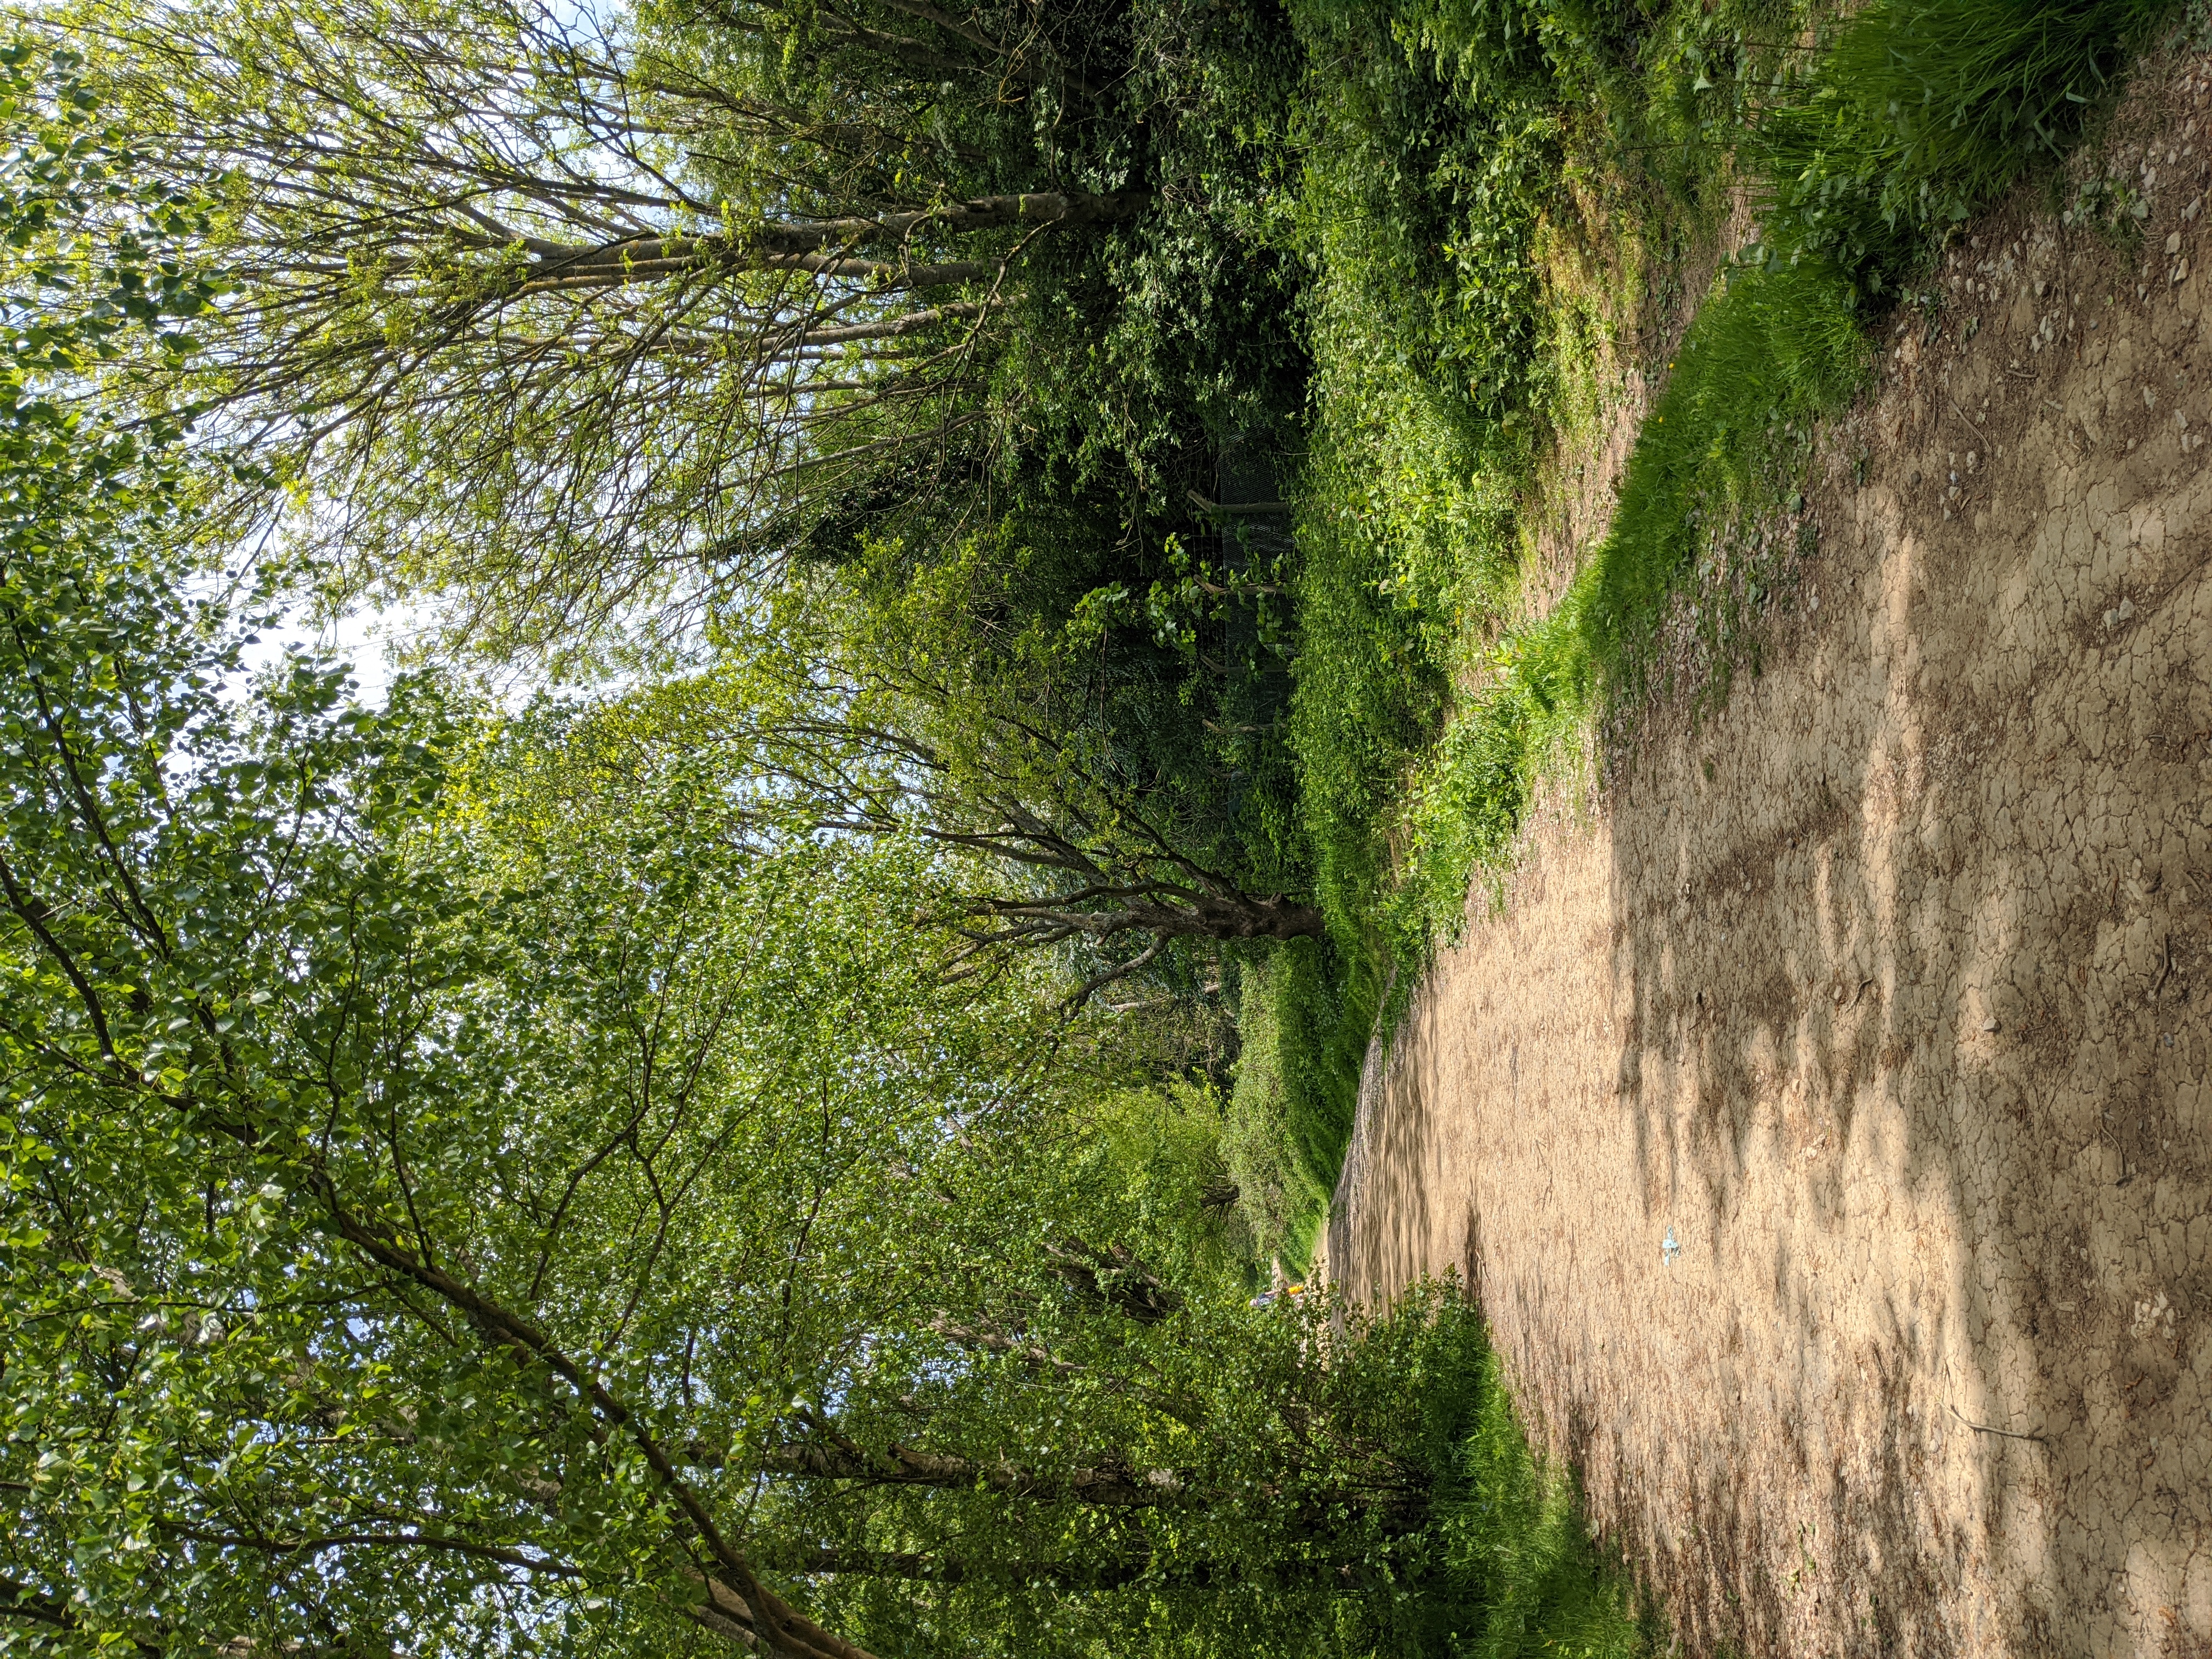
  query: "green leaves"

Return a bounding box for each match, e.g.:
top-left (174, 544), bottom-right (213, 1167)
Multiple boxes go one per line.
top-left (0, 19), bottom-right (1675, 1658)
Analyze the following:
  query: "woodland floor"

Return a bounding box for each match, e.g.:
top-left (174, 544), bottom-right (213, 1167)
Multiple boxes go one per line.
top-left (1321, 53), bottom-right (2212, 1659)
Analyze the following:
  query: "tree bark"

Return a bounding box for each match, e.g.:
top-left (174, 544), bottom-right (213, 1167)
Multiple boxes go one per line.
top-left (427, 191), bottom-right (1144, 298)
top-left (747, 191), bottom-right (1147, 253)
top-left (764, 1546), bottom-right (1400, 1593)
top-left (791, 300), bottom-right (1005, 349)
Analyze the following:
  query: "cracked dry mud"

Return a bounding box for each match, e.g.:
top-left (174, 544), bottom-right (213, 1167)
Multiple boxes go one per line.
top-left (1323, 56), bottom-right (2212, 1659)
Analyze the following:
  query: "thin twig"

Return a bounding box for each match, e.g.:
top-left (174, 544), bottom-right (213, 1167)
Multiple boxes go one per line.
top-left (1948, 1401), bottom-right (2047, 1443)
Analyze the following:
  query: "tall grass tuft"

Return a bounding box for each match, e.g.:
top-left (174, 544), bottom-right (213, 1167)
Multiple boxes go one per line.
top-left (1432, 1339), bottom-right (1654, 1657)
top-left (1751, 0), bottom-right (2182, 292)
top-left (1550, 260), bottom-right (1871, 687)
top-left (1226, 939), bottom-right (1386, 1269)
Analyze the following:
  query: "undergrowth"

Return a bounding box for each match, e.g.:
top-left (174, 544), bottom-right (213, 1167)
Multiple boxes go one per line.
top-left (1395, 255), bottom-right (1871, 916)
top-left (1219, 0), bottom-right (1686, 1265)
top-left (1747, 0), bottom-right (2182, 291)
top-left (1224, 938), bottom-right (1386, 1273)
top-left (1396, 0), bottom-right (2183, 922)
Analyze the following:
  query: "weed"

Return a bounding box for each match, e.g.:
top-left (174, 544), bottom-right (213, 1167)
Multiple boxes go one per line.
top-left (2066, 171), bottom-right (2153, 244)
top-left (1432, 1345), bottom-right (1657, 1657)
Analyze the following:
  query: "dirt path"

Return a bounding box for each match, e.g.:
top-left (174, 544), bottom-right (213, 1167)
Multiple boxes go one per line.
top-left (1324, 61), bottom-right (2212, 1659)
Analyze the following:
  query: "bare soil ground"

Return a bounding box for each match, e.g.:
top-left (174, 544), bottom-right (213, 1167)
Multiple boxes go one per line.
top-left (1323, 57), bottom-right (2212, 1658)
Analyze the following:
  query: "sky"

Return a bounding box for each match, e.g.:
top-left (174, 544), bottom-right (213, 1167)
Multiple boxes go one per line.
top-left (241, 595), bottom-right (444, 706)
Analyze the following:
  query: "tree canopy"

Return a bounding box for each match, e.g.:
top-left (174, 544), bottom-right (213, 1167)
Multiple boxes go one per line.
top-left (0, 363), bottom-right (1488, 1655)
top-left (65, 0), bottom-right (1306, 664)
top-left (40, 0), bottom-right (1320, 989)
top-left (0, 4), bottom-right (1690, 1645)
top-left (0, 59), bottom-right (1509, 1656)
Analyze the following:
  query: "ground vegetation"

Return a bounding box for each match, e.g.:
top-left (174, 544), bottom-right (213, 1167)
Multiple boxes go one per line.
top-left (1252, 0), bottom-right (2186, 1269)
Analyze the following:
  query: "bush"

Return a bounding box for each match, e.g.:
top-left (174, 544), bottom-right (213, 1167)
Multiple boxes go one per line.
top-left (1392, 258), bottom-right (1870, 922)
top-left (1280, 0), bottom-right (1562, 975)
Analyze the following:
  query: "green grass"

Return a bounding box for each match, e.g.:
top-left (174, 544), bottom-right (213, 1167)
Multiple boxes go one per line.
top-left (1434, 1348), bottom-right (1655, 1659)
top-left (1302, 1283), bottom-right (1659, 1655)
top-left (1225, 938), bottom-right (1387, 1272)
top-left (1374, 1291), bottom-right (1656, 1657)
top-left (1390, 0), bottom-right (2183, 913)
top-left (1392, 253), bottom-right (1874, 923)
top-left (1547, 262), bottom-right (1869, 685)
top-left (1221, 0), bottom-right (1632, 1264)
top-left (1748, 0), bottom-right (2183, 295)
top-left (1234, 0), bottom-right (1711, 1269)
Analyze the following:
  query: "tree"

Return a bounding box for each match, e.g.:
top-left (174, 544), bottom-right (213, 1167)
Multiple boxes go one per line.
top-left (0, 449), bottom-right (1482, 1657)
top-left (595, 541), bottom-right (1321, 1009)
top-left (0, 74), bottom-right (971, 1652)
top-left (43, 0), bottom-right (1324, 983)
top-left (1, 70), bottom-right (1514, 1659)
top-left (55, 0), bottom-right (1301, 662)
top-left (0, 365), bottom-right (1467, 1659)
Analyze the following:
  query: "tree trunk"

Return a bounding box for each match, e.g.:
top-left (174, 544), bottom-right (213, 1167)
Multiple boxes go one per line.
top-left (766, 1547), bottom-right (1401, 1593)
top-left (427, 191), bottom-right (1146, 299)
top-left (979, 890), bottom-right (1327, 945)
top-left (757, 1442), bottom-right (1188, 1506)
top-left (748, 191), bottom-right (1148, 253)
top-left (1043, 1239), bottom-right (1183, 1323)
top-left (1161, 891), bottom-right (1326, 942)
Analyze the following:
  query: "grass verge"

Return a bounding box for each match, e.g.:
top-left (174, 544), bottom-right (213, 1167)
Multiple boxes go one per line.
top-left (1401, 0), bottom-right (2185, 924)
top-left (1435, 1347), bottom-right (1654, 1659)
top-left (1225, 938), bottom-right (1387, 1274)
top-left (1376, 1288), bottom-right (1655, 1657)
top-left (1399, 254), bottom-right (1872, 913)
